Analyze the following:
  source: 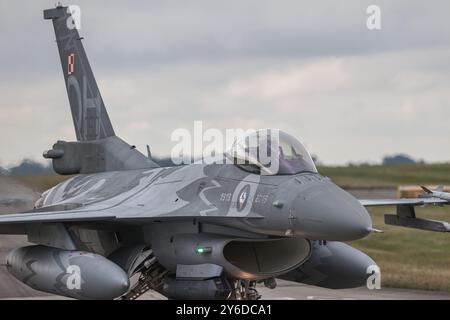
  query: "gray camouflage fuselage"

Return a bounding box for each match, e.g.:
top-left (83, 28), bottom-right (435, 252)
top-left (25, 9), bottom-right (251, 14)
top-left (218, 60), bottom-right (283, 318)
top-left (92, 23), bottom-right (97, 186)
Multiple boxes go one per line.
top-left (36, 164), bottom-right (372, 241)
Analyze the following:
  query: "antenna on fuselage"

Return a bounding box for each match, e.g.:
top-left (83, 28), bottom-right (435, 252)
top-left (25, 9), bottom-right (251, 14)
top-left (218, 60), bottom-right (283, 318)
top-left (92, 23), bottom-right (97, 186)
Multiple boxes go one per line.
top-left (146, 145), bottom-right (152, 159)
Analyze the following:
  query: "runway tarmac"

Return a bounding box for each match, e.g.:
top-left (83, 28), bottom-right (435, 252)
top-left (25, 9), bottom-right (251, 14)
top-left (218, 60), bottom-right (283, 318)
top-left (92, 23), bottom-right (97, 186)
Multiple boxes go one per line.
top-left (1, 175), bottom-right (450, 300)
top-left (258, 280), bottom-right (450, 300)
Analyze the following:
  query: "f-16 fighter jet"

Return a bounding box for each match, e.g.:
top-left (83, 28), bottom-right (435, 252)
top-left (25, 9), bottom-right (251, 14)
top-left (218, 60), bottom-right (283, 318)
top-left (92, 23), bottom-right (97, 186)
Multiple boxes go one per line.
top-left (0, 5), bottom-right (447, 300)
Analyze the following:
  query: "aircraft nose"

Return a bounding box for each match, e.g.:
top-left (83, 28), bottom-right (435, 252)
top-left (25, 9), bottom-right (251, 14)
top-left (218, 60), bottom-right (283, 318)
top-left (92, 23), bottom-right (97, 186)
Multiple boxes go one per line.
top-left (292, 182), bottom-right (372, 241)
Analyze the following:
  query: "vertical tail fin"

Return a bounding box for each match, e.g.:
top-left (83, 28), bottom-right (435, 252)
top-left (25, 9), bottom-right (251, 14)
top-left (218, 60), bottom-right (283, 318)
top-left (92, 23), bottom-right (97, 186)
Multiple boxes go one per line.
top-left (44, 5), bottom-right (114, 141)
top-left (43, 5), bottom-right (159, 173)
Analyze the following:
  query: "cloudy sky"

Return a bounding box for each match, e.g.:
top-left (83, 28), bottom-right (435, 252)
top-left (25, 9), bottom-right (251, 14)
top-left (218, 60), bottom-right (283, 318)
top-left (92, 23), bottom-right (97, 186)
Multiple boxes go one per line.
top-left (0, 1), bottom-right (449, 166)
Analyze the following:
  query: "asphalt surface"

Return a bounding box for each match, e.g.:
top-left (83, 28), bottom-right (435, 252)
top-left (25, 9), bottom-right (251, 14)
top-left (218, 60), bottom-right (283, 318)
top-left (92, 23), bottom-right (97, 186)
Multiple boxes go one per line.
top-left (1, 175), bottom-right (450, 300)
top-left (258, 280), bottom-right (450, 300)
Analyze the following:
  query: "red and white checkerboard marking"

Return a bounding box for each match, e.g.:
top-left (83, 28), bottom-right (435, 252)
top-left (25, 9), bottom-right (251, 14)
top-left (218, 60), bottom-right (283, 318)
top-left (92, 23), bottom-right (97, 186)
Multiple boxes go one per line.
top-left (68, 53), bottom-right (75, 75)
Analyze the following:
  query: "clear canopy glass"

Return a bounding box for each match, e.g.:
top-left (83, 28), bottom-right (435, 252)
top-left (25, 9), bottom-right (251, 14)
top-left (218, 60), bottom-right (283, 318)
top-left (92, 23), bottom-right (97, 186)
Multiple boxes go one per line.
top-left (227, 129), bottom-right (317, 175)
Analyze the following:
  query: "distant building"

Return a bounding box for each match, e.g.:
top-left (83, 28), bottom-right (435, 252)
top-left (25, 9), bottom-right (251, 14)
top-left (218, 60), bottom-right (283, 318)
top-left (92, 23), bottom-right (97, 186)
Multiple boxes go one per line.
top-left (382, 154), bottom-right (416, 165)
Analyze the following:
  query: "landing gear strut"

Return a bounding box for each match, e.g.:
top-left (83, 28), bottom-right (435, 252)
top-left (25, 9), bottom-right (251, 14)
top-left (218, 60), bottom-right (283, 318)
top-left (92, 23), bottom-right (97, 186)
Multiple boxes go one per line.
top-left (232, 280), bottom-right (261, 300)
top-left (119, 249), bottom-right (168, 300)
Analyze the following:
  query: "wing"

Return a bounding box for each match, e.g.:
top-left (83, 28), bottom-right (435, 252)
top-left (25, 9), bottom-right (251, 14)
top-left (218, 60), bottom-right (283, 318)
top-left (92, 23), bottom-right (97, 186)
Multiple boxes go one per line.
top-left (359, 197), bottom-right (448, 207)
top-left (0, 210), bottom-right (116, 224)
top-left (0, 206), bottom-right (263, 234)
top-left (358, 197), bottom-right (449, 232)
top-left (0, 209), bottom-right (117, 234)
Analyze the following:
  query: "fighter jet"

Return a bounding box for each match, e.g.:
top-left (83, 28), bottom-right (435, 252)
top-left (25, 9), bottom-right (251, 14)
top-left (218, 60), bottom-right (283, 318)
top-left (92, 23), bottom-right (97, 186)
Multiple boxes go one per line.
top-left (0, 5), bottom-right (448, 300)
top-left (421, 186), bottom-right (450, 201)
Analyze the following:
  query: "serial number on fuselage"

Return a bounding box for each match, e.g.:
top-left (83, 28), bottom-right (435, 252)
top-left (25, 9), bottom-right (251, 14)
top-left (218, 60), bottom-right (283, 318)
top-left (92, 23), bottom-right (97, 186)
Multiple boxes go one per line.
top-left (219, 193), bottom-right (269, 204)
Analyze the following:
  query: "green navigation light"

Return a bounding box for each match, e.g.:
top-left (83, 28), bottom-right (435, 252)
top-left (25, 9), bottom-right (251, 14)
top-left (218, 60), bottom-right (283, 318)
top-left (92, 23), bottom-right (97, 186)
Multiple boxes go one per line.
top-left (196, 246), bottom-right (212, 254)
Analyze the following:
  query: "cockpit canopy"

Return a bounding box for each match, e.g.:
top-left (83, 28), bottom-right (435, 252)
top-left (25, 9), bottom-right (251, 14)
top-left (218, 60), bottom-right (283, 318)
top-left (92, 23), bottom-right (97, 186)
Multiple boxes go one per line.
top-left (227, 129), bottom-right (317, 175)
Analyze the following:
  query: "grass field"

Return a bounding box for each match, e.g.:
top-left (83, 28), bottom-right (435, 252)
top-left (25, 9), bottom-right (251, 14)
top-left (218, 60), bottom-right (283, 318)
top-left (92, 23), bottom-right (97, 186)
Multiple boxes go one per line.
top-left (15, 175), bottom-right (71, 192)
top-left (16, 163), bottom-right (450, 191)
top-left (319, 163), bottom-right (450, 188)
top-left (10, 163), bottom-right (450, 292)
top-left (353, 206), bottom-right (450, 291)
top-left (322, 164), bottom-right (450, 291)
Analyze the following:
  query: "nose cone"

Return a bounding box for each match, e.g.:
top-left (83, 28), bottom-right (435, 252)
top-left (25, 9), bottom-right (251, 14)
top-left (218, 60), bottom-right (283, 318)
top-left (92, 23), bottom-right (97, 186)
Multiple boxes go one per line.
top-left (293, 182), bottom-right (372, 241)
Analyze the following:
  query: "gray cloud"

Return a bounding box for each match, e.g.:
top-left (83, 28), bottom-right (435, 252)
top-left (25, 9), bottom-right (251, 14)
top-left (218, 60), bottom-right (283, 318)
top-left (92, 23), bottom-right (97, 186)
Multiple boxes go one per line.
top-left (0, 0), bottom-right (450, 166)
